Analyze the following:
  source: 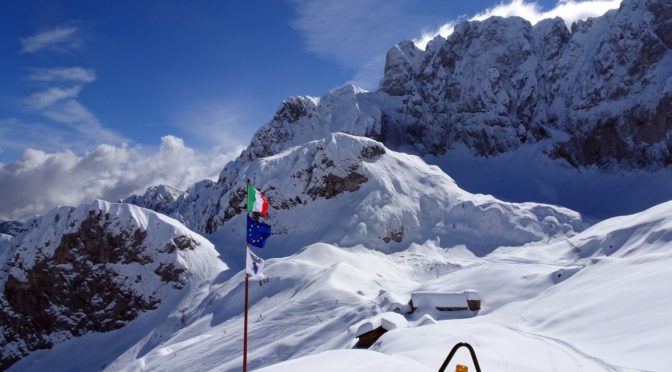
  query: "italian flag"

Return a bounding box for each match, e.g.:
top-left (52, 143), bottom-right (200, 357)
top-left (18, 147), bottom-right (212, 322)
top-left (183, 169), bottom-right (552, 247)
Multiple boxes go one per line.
top-left (247, 184), bottom-right (269, 218)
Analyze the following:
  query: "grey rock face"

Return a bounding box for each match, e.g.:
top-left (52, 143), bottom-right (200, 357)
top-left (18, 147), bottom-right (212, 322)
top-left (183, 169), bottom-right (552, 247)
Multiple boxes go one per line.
top-left (125, 0), bottom-right (672, 226)
top-left (121, 184), bottom-right (185, 216)
top-left (0, 203), bottom-right (204, 369)
top-left (243, 0), bottom-right (671, 167)
top-left (374, 0), bottom-right (671, 166)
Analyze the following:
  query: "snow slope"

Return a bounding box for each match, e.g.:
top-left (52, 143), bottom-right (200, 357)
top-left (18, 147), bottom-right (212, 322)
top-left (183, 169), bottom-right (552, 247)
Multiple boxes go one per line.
top-left (3, 134), bottom-right (587, 371)
top-left (125, 133), bottom-right (585, 264)
top-left (8, 196), bottom-right (671, 371)
top-left (258, 200), bottom-right (672, 372)
top-left (206, 133), bottom-right (585, 263)
top-left (0, 200), bottom-right (227, 370)
top-left (204, 0), bottom-right (671, 219)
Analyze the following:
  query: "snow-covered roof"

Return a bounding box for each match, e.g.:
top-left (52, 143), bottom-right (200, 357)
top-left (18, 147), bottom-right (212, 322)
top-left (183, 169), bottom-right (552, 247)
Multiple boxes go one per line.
top-left (353, 312), bottom-right (408, 337)
top-left (411, 290), bottom-right (481, 308)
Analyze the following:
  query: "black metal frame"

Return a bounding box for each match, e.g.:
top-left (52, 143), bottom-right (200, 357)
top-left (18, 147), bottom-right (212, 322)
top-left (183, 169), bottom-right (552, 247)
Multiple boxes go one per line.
top-left (437, 342), bottom-right (482, 372)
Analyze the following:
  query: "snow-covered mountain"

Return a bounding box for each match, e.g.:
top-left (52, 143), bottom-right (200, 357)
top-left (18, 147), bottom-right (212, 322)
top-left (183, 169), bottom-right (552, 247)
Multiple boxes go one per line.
top-left (0, 201), bottom-right (226, 370)
top-left (5, 132), bottom-right (590, 370)
top-left (0, 220), bottom-right (23, 237)
top-left (14, 188), bottom-right (672, 371)
top-left (124, 2), bottom-right (672, 221)
top-left (125, 133), bottom-right (585, 261)
top-left (213, 0), bottom-right (671, 218)
top-left (252, 0), bottom-right (671, 167)
top-left (4, 0), bottom-right (672, 370)
top-left (120, 185), bottom-right (186, 217)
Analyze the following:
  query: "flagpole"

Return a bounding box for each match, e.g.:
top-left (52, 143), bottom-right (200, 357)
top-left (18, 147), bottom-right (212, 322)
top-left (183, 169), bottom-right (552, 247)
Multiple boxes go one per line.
top-left (243, 256), bottom-right (249, 372)
top-left (243, 179), bottom-right (250, 372)
top-left (243, 178), bottom-right (253, 372)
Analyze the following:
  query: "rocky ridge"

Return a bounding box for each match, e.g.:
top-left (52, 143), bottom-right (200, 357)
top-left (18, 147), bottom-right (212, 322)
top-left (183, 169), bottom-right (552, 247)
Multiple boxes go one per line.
top-left (126, 134), bottom-right (585, 260)
top-left (124, 0), bottom-right (672, 226)
top-left (248, 0), bottom-right (672, 169)
top-left (0, 200), bottom-right (226, 369)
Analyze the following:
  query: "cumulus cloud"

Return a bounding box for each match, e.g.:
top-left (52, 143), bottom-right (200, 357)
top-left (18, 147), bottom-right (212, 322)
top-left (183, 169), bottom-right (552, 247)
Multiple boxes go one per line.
top-left (414, 0), bottom-right (623, 49)
top-left (26, 67), bottom-right (97, 83)
top-left (0, 136), bottom-right (243, 220)
top-left (19, 25), bottom-right (82, 54)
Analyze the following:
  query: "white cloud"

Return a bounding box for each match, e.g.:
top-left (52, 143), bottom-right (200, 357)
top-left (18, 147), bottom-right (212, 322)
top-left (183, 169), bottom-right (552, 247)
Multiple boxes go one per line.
top-left (20, 67), bottom-right (127, 146)
top-left (19, 25), bottom-right (82, 54)
top-left (291, 0), bottom-right (623, 87)
top-left (414, 0), bottom-right (623, 49)
top-left (24, 86), bottom-right (82, 110)
top-left (0, 118), bottom-right (76, 156)
top-left (290, 0), bottom-right (437, 89)
top-left (291, 0), bottom-right (408, 68)
top-left (26, 67), bottom-right (97, 83)
top-left (28, 92), bottom-right (126, 145)
top-left (172, 98), bottom-right (257, 150)
top-left (0, 136), bottom-right (243, 220)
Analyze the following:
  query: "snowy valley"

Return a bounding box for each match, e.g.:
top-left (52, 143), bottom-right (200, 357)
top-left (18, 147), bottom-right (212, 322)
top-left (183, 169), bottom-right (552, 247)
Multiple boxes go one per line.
top-left (1, 0), bottom-right (672, 371)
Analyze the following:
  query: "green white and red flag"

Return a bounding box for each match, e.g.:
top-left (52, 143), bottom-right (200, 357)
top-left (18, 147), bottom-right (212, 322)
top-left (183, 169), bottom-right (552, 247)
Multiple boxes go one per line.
top-left (247, 184), bottom-right (269, 218)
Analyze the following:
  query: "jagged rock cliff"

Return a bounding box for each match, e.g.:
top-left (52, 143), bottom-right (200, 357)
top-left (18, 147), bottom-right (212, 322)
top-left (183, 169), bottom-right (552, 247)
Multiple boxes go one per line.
top-left (249, 0), bottom-right (671, 168)
top-left (125, 0), bottom-right (672, 226)
top-left (0, 201), bottom-right (226, 369)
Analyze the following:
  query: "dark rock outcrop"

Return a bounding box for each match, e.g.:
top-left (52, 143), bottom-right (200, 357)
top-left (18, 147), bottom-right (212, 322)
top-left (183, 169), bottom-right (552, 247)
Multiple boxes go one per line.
top-left (0, 202), bottom-right (208, 369)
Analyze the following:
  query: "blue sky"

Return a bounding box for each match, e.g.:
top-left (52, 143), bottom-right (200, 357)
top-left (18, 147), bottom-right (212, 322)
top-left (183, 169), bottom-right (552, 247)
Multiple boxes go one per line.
top-left (0, 0), bottom-right (621, 219)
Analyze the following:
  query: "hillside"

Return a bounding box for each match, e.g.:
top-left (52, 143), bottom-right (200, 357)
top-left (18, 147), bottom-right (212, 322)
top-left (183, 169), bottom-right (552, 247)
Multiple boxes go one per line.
top-left (3, 0), bottom-right (672, 370)
top-left (225, 0), bottom-right (671, 218)
top-left (11, 192), bottom-right (672, 371)
top-left (257, 200), bottom-right (672, 372)
top-left (127, 133), bottom-right (585, 262)
top-left (0, 201), bottom-right (226, 369)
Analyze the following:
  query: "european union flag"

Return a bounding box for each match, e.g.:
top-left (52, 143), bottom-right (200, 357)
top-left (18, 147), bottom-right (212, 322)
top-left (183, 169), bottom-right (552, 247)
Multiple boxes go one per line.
top-left (246, 214), bottom-right (271, 248)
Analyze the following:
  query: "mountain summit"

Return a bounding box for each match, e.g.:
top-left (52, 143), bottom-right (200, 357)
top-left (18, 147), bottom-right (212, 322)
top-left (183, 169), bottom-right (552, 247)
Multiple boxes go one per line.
top-left (240, 0), bottom-right (672, 218)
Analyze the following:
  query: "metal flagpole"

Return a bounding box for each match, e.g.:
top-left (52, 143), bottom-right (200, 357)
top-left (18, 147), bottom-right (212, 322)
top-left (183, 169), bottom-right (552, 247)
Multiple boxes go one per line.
top-left (243, 179), bottom-right (251, 372)
top-left (243, 250), bottom-right (249, 372)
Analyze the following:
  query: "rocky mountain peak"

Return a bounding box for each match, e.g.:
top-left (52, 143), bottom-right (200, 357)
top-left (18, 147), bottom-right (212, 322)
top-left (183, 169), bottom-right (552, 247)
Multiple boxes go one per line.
top-left (121, 184), bottom-right (185, 216)
top-left (355, 0), bottom-right (671, 166)
top-left (127, 0), bottom-right (672, 223)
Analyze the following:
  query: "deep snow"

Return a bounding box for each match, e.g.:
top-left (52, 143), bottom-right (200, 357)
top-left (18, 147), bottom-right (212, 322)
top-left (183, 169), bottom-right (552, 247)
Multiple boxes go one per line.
top-left (8, 200), bottom-right (672, 371)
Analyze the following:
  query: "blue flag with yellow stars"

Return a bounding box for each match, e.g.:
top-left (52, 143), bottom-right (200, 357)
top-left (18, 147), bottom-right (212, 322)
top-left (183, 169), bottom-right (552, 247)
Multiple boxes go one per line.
top-left (246, 214), bottom-right (271, 248)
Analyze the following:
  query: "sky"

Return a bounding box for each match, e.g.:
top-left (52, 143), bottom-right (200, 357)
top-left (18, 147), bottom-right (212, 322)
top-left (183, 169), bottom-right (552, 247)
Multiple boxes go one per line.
top-left (0, 0), bottom-right (622, 220)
